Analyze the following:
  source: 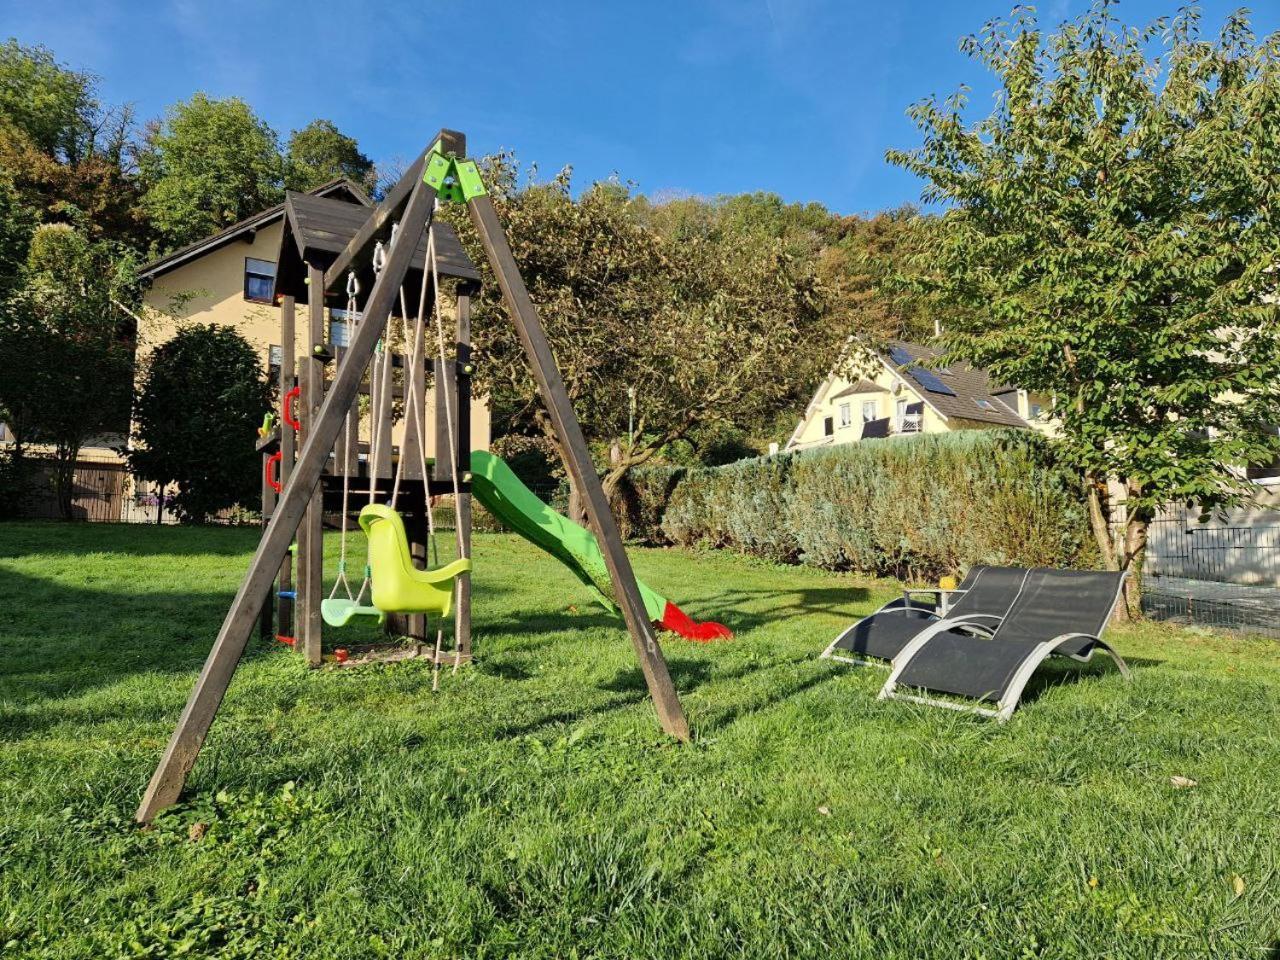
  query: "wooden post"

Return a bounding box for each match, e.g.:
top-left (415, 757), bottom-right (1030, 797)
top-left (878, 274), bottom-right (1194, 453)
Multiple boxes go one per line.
top-left (301, 265), bottom-right (326, 667)
top-left (453, 283), bottom-right (474, 658)
top-left (135, 169), bottom-right (440, 823)
top-left (277, 296), bottom-right (297, 643)
top-left (465, 194), bottom-right (689, 741)
top-left (258, 455), bottom-right (275, 641)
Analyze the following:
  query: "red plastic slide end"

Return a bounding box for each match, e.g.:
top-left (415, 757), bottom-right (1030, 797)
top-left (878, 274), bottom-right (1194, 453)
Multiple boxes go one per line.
top-left (275, 634), bottom-right (296, 647)
top-left (657, 600), bottom-right (733, 643)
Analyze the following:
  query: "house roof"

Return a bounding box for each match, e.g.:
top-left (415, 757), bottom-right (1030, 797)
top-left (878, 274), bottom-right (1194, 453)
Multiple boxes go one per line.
top-left (829, 379), bottom-right (888, 400)
top-left (138, 178), bottom-right (372, 281)
top-left (273, 191), bottom-right (481, 303)
top-left (884, 340), bottom-right (1026, 428)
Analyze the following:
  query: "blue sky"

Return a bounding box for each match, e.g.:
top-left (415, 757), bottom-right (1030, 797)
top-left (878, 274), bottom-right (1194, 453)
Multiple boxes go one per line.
top-left (5, 1), bottom-right (1278, 216)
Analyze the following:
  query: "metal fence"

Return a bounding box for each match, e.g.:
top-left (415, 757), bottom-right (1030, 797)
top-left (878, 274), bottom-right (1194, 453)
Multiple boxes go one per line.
top-left (1138, 505), bottom-right (1280, 638)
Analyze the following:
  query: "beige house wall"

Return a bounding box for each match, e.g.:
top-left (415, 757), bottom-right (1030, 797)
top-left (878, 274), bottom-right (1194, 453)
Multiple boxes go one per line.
top-left (138, 220), bottom-right (491, 460)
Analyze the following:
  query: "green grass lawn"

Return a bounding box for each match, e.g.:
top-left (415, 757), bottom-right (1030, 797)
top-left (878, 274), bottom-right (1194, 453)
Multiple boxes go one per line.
top-left (1, 520), bottom-right (1278, 959)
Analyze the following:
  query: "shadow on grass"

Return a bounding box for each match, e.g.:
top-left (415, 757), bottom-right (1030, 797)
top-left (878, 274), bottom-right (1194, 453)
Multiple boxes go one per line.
top-left (692, 584), bottom-right (874, 634)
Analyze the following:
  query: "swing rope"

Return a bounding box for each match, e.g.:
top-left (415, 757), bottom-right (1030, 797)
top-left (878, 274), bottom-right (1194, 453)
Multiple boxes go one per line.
top-left (327, 269), bottom-right (362, 604)
top-left (427, 223), bottom-right (467, 563)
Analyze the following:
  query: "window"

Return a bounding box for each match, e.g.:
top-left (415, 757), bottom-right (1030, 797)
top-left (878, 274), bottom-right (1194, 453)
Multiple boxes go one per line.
top-left (268, 344), bottom-right (283, 369)
top-left (973, 398), bottom-right (997, 412)
top-left (329, 308), bottom-right (360, 348)
top-left (823, 416), bottom-right (834, 437)
top-left (839, 403), bottom-right (852, 428)
top-left (862, 400), bottom-right (878, 423)
top-left (244, 258), bottom-right (276, 303)
top-left (1028, 402), bottom-right (1043, 419)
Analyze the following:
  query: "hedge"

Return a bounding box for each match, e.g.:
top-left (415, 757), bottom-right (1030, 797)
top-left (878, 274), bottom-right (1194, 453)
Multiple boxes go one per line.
top-left (618, 430), bottom-right (1095, 580)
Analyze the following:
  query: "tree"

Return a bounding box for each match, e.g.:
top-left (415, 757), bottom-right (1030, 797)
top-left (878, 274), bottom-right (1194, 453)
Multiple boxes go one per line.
top-left (888, 4), bottom-right (1280, 615)
top-left (284, 119), bottom-right (374, 193)
top-left (816, 207), bottom-right (946, 343)
top-left (131, 325), bottom-right (271, 522)
top-left (0, 169), bottom-right (35, 299)
top-left (0, 39), bottom-right (98, 163)
top-left (139, 94), bottom-right (283, 249)
top-left (0, 223), bottom-right (135, 517)
top-left (0, 40), bottom-right (144, 247)
top-left (445, 158), bottom-right (836, 518)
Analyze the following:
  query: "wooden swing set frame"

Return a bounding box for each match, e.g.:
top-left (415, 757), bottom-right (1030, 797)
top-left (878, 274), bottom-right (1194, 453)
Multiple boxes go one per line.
top-left (136, 129), bottom-right (690, 824)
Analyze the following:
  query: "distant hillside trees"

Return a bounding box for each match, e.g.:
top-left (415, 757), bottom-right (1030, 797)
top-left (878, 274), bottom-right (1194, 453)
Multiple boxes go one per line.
top-left (445, 159), bottom-right (841, 518)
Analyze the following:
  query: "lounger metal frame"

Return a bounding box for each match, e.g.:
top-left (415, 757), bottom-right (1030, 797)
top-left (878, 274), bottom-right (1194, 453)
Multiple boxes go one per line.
top-left (878, 572), bottom-right (1131, 722)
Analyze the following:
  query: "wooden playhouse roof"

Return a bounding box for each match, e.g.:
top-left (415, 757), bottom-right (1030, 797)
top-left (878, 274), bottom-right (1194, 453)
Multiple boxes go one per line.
top-left (274, 190), bottom-right (481, 304)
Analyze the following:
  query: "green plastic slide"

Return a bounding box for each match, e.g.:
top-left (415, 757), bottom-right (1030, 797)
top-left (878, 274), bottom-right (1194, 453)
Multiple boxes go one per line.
top-left (469, 450), bottom-right (731, 641)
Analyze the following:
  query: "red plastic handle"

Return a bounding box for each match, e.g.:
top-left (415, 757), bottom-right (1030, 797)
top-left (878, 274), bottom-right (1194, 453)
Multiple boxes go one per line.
top-left (283, 385), bottom-right (301, 431)
top-left (265, 450), bottom-right (283, 493)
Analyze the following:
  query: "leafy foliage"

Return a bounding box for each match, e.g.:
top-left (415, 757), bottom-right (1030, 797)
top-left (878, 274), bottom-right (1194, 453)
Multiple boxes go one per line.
top-left (0, 223), bottom-right (135, 517)
top-left (816, 206), bottom-right (946, 342)
top-left (444, 158), bottom-right (838, 509)
top-left (284, 119), bottom-right (376, 194)
top-left (0, 40), bottom-right (143, 246)
top-left (131, 324), bottom-right (271, 522)
top-left (0, 39), bottom-right (99, 163)
top-left (621, 430), bottom-right (1093, 579)
top-left (139, 94), bottom-right (284, 249)
top-left (888, 4), bottom-right (1280, 603)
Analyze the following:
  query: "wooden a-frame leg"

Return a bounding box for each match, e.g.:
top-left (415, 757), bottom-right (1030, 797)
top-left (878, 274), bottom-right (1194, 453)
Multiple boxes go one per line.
top-left (134, 170), bottom-right (442, 823)
top-left (465, 194), bottom-right (690, 741)
top-left (301, 264), bottom-right (326, 667)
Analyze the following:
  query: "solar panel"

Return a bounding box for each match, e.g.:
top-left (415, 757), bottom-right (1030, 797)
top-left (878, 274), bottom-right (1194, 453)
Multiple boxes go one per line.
top-left (888, 346), bottom-right (956, 396)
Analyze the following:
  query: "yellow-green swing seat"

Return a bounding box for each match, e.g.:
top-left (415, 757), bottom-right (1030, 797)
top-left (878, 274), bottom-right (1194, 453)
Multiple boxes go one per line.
top-left (356, 504), bottom-right (471, 617)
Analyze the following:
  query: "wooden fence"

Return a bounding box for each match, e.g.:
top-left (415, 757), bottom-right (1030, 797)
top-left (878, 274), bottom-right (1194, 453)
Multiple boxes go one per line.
top-left (18, 458), bottom-right (129, 522)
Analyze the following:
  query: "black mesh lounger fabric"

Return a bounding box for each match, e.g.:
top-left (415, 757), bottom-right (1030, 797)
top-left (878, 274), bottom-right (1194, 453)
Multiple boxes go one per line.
top-left (829, 566), bottom-right (1027, 663)
top-left (893, 630), bottom-right (1036, 702)
top-left (836, 606), bottom-right (937, 660)
top-left (987, 568), bottom-right (1121, 654)
top-left (888, 568), bottom-right (1126, 708)
top-left (946, 566), bottom-right (1027, 621)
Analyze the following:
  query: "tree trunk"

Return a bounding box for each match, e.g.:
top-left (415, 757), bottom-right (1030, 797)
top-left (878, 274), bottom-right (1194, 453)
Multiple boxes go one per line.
top-left (54, 443), bottom-right (78, 520)
top-left (1086, 474), bottom-right (1120, 571)
top-left (1120, 503), bottom-right (1152, 621)
top-left (567, 481), bottom-right (587, 526)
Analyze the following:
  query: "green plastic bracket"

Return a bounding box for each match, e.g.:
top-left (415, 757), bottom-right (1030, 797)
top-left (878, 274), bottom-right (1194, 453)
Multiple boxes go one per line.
top-left (455, 160), bottom-right (487, 201)
top-left (423, 152), bottom-right (451, 193)
top-left (421, 150), bottom-right (487, 204)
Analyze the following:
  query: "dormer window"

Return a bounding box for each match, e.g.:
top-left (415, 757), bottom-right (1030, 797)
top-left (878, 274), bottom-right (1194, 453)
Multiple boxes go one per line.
top-left (244, 258), bottom-right (276, 303)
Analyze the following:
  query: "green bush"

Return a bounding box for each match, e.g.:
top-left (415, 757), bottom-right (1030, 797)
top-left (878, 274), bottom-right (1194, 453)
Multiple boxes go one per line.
top-left (0, 449), bottom-right (31, 519)
top-left (623, 430), bottom-right (1094, 580)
